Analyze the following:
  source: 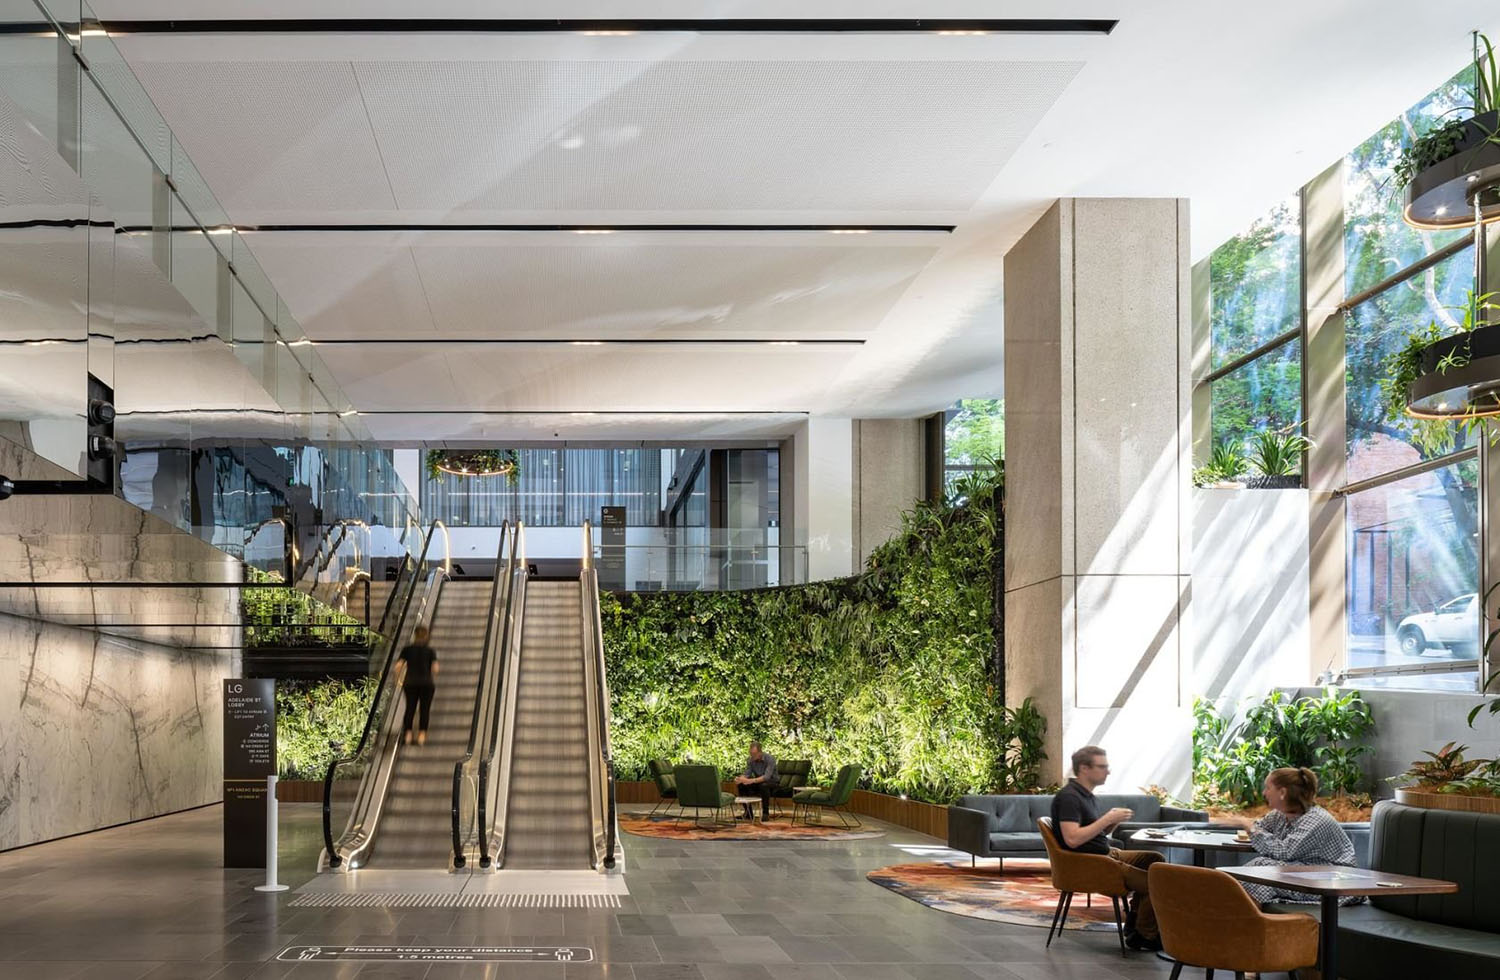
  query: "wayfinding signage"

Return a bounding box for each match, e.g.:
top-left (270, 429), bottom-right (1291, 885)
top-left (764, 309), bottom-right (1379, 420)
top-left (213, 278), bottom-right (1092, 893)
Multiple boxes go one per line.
top-left (278, 946), bottom-right (595, 963)
top-left (599, 505), bottom-right (627, 591)
top-left (223, 678), bottom-right (275, 868)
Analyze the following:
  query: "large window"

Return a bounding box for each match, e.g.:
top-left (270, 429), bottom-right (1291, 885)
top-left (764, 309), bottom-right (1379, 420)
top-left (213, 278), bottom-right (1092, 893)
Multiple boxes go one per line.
top-left (1205, 197), bottom-right (1304, 455)
top-left (943, 398), bottom-right (1003, 500)
top-left (423, 448), bottom-right (663, 527)
top-left (1344, 245), bottom-right (1475, 475)
top-left (1345, 462), bottom-right (1479, 692)
top-left (1343, 66), bottom-right (1474, 298)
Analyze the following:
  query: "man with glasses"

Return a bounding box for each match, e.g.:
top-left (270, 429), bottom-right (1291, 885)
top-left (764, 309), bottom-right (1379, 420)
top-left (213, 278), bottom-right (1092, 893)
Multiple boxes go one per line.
top-left (1050, 745), bottom-right (1165, 951)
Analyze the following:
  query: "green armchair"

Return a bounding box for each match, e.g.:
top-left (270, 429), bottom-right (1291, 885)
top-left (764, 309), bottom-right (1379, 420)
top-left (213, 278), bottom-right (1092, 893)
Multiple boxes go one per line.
top-left (792, 764), bottom-right (862, 828)
top-left (770, 759), bottom-right (812, 817)
top-left (673, 764), bottom-right (735, 827)
top-left (647, 759), bottom-right (678, 816)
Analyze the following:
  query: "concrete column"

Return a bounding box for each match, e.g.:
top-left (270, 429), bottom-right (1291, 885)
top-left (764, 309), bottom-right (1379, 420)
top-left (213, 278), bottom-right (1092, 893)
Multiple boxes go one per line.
top-left (851, 418), bottom-right (926, 567)
top-left (1003, 198), bottom-right (1193, 792)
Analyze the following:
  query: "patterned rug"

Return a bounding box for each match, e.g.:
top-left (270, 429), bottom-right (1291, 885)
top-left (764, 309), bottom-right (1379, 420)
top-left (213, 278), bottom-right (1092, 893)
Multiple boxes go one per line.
top-left (866, 860), bottom-right (1119, 931)
top-left (620, 813), bottom-right (884, 841)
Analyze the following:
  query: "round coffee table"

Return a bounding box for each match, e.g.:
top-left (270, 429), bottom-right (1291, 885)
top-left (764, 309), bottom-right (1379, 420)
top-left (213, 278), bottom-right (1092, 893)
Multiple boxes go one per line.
top-left (733, 796), bottom-right (763, 822)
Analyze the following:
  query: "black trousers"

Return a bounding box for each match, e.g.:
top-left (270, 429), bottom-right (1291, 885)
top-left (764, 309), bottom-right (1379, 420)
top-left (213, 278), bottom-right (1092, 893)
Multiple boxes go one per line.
top-left (402, 683), bottom-right (434, 733)
top-left (737, 782), bottom-right (772, 816)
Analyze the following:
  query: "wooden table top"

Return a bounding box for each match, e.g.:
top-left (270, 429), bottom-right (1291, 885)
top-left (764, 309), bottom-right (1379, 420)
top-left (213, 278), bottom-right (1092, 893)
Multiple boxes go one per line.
top-left (1223, 864), bottom-right (1460, 897)
top-left (1129, 828), bottom-right (1255, 852)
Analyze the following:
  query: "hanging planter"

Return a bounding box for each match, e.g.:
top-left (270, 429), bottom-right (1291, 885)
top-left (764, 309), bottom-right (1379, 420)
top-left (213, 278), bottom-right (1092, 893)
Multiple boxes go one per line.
top-left (425, 448), bottom-right (521, 484)
top-left (1397, 33), bottom-right (1500, 230)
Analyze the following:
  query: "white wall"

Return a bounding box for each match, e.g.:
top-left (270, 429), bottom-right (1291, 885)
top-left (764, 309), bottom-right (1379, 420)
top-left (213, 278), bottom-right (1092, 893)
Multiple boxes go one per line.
top-left (792, 417), bottom-right (854, 581)
top-left (1193, 489), bottom-right (1311, 708)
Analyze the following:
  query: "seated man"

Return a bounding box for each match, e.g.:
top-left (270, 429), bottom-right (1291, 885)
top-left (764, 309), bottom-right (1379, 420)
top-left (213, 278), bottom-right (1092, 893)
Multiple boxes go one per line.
top-left (1050, 745), bottom-right (1165, 951)
top-left (733, 741), bottom-right (778, 820)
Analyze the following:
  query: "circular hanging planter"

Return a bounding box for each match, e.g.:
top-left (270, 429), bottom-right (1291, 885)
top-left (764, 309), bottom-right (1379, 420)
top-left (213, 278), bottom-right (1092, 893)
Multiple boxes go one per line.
top-left (425, 448), bottom-right (520, 481)
top-left (1403, 110), bottom-right (1500, 230)
top-left (1405, 322), bottom-right (1500, 419)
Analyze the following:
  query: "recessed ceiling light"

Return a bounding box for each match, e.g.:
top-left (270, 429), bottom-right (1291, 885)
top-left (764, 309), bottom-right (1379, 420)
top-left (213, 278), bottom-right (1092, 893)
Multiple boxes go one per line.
top-left (339, 409), bottom-right (358, 417)
top-left (571, 341), bottom-right (605, 346)
top-left (769, 341), bottom-right (801, 346)
top-left (579, 30), bottom-right (637, 36)
top-left (936, 30), bottom-right (989, 35)
top-left (574, 229), bottom-right (614, 235)
top-left (828, 229), bottom-right (871, 235)
top-left (1435, 205), bottom-right (1448, 216)
top-left (207, 226), bottom-right (235, 236)
top-left (570, 412), bottom-right (598, 417)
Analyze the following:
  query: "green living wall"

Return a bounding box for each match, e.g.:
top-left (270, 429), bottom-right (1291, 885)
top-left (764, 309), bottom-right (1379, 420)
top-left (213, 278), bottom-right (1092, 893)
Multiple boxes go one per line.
top-left (602, 467), bottom-right (1036, 804)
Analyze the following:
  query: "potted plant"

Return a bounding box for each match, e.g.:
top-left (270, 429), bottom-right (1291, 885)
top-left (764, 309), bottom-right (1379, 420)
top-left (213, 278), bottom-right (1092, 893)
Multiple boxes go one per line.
top-left (1396, 32), bottom-right (1500, 229)
top-left (1192, 438), bottom-right (1248, 489)
top-left (1246, 427), bottom-right (1310, 489)
top-left (1391, 741), bottom-right (1500, 814)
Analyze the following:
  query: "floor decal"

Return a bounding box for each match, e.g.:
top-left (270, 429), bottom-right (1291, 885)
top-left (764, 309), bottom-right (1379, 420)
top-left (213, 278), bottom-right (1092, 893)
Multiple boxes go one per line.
top-left (278, 945), bottom-right (595, 963)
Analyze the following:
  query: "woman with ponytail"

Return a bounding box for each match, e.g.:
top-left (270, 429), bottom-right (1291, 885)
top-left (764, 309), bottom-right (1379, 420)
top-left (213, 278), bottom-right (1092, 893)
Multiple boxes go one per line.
top-left (1224, 767), bottom-right (1361, 906)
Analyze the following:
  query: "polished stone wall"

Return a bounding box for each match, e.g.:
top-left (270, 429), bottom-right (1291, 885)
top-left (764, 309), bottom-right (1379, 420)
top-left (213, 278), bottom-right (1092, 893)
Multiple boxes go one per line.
top-left (852, 418), bottom-right (926, 567)
top-left (0, 612), bottom-right (231, 851)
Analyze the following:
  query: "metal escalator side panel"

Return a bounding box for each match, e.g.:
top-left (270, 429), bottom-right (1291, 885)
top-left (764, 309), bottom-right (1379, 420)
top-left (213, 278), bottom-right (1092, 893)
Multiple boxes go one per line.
top-left (487, 560), bottom-right (529, 868)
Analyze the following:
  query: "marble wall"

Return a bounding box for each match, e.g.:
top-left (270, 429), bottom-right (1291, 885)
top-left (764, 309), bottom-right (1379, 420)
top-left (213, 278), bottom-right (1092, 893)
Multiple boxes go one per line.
top-left (0, 612), bottom-right (231, 851)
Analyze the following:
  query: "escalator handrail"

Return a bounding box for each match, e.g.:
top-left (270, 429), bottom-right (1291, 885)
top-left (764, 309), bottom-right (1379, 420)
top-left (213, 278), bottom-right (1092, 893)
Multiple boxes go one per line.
top-left (320, 521), bottom-right (441, 868)
top-left (479, 522), bottom-right (527, 868)
top-left (376, 554), bottom-right (413, 636)
top-left (449, 521), bottom-right (515, 868)
top-left (580, 521), bottom-right (617, 869)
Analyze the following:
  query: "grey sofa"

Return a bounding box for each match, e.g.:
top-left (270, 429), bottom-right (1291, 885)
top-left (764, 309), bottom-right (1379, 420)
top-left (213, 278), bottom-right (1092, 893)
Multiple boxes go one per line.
top-left (1265, 802), bottom-right (1500, 976)
top-left (948, 793), bottom-right (1208, 870)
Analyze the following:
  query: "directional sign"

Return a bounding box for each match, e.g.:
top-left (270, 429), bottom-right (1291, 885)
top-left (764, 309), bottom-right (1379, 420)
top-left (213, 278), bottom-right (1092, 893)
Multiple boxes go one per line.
top-left (278, 945), bottom-right (594, 963)
top-left (223, 678), bottom-right (275, 868)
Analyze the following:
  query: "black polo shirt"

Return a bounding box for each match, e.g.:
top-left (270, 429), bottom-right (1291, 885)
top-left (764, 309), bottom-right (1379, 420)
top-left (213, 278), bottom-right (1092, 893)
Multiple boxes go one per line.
top-left (1050, 779), bottom-right (1110, 854)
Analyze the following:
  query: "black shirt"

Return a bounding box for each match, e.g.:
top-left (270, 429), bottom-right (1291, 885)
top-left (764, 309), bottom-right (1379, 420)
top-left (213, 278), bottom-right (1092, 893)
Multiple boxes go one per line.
top-left (399, 644), bottom-right (437, 686)
top-left (1051, 779), bottom-right (1110, 854)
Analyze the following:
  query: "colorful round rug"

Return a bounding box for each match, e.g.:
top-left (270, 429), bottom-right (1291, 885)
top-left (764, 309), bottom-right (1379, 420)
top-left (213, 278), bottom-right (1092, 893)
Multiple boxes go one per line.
top-left (620, 813), bottom-right (884, 841)
top-left (866, 860), bottom-right (1118, 931)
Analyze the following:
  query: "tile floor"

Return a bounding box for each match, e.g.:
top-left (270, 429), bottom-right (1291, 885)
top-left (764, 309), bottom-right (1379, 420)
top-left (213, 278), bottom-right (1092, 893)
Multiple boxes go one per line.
top-left (0, 805), bottom-right (1177, 979)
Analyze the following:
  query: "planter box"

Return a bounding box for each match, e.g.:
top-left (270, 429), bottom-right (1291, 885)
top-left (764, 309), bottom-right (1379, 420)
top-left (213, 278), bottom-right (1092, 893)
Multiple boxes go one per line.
top-left (613, 780), bottom-right (948, 837)
top-left (1394, 786), bottom-right (1500, 815)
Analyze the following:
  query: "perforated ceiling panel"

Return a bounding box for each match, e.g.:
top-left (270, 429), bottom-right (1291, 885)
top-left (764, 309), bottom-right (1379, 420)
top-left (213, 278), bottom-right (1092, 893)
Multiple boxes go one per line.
top-left (126, 61), bottom-right (397, 214)
top-left (128, 57), bottom-right (1079, 217)
top-left (245, 233), bottom-right (939, 340)
top-left (358, 59), bottom-right (1078, 213)
top-left (317, 342), bottom-right (858, 413)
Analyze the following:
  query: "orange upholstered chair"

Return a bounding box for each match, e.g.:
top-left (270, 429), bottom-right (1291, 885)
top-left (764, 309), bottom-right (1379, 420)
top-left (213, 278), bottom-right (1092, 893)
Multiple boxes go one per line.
top-left (1037, 816), bottom-right (1131, 954)
top-left (1149, 862), bottom-right (1319, 979)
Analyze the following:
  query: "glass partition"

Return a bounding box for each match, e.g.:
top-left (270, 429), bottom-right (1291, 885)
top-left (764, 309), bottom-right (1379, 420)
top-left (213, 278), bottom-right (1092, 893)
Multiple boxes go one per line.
top-left (1209, 339), bottom-right (1302, 450)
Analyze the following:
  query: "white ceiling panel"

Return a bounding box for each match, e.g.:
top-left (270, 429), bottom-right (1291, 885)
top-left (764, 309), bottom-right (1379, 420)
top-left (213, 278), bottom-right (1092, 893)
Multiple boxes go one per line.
top-left (355, 59), bottom-right (1078, 214)
top-left (125, 60), bottom-right (397, 215)
top-left (240, 240), bottom-right (439, 337)
top-left (317, 342), bottom-right (858, 413)
top-left (359, 411), bottom-right (807, 446)
top-left (245, 232), bottom-right (940, 340)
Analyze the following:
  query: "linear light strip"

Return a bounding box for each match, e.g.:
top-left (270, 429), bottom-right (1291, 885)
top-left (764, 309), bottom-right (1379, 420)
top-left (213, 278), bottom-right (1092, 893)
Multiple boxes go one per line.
top-left (234, 224), bottom-right (955, 234)
top-left (79, 18), bottom-right (1118, 36)
top-left (307, 338), bottom-right (863, 346)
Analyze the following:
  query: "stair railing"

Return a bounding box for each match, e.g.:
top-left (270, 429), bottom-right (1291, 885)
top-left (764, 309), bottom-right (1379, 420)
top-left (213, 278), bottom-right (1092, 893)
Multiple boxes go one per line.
top-left (579, 520), bottom-right (618, 870)
top-left (450, 521), bottom-right (515, 868)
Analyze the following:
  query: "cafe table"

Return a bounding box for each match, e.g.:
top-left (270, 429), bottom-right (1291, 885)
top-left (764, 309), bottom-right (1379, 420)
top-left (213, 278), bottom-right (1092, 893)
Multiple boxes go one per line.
top-left (1223, 864), bottom-right (1457, 980)
top-left (1128, 827), bottom-right (1255, 866)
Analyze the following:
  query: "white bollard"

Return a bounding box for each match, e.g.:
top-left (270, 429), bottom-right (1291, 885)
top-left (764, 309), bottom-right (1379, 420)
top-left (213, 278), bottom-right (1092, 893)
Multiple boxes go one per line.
top-left (255, 774), bottom-right (290, 892)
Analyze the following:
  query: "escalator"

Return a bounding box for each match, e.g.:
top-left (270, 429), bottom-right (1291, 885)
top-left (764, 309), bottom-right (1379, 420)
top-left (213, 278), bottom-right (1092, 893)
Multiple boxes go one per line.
top-left (479, 522), bottom-right (618, 871)
top-left (370, 578), bottom-right (490, 868)
top-left (322, 521), bottom-right (518, 872)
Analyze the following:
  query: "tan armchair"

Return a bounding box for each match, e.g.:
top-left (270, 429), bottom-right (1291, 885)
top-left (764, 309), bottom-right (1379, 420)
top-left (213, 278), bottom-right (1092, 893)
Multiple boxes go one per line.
top-left (1037, 816), bottom-right (1130, 954)
top-left (1149, 862), bottom-right (1319, 979)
